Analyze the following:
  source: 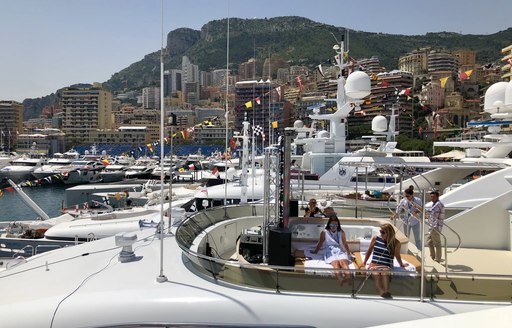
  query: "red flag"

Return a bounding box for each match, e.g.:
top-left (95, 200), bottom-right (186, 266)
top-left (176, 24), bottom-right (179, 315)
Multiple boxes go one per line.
top-left (381, 80), bottom-right (390, 87)
top-left (212, 166), bottom-right (219, 176)
top-left (230, 138), bottom-right (236, 149)
top-left (255, 97), bottom-right (261, 105)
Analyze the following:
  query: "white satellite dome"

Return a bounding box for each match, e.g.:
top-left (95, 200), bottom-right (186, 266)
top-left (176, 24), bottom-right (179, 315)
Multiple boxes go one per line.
top-left (317, 130), bottom-right (330, 138)
top-left (293, 120), bottom-right (304, 128)
top-left (345, 71), bottom-right (371, 99)
top-left (372, 115), bottom-right (388, 132)
top-left (484, 82), bottom-right (509, 114)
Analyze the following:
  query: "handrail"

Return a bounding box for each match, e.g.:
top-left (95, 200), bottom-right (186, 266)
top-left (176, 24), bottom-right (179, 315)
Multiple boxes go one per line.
top-left (442, 222), bottom-right (462, 253)
top-left (11, 245), bottom-right (34, 258)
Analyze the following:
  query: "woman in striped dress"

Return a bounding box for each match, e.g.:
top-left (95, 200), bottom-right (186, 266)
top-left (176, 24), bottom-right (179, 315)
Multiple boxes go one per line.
top-left (359, 223), bottom-right (409, 299)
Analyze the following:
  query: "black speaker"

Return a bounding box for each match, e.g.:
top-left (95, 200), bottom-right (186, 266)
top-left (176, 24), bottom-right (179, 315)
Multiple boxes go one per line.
top-left (289, 199), bottom-right (299, 217)
top-left (268, 228), bottom-right (292, 266)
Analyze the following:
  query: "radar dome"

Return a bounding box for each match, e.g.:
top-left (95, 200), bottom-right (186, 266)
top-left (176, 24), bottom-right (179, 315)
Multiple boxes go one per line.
top-left (317, 130), bottom-right (330, 138)
top-left (293, 120), bottom-right (304, 128)
top-left (484, 82), bottom-right (509, 114)
top-left (345, 71), bottom-right (371, 99)
top-left (372, 115), bottom-right (388, 132)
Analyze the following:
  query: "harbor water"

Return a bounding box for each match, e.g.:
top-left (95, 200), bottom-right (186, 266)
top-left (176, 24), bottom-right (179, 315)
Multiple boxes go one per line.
top-left (0, 184), bottom-right (67, 221)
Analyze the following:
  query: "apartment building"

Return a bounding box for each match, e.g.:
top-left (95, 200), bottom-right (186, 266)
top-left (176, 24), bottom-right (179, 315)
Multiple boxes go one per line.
top-left (0, 100), bottom-right (23, 150)
top-left (61, 86), bottom-right (112, 146)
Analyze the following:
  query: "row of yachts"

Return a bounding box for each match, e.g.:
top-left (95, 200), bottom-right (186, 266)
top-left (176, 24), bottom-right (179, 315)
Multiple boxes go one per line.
top-left (0, 149), bottom-right (220, 185)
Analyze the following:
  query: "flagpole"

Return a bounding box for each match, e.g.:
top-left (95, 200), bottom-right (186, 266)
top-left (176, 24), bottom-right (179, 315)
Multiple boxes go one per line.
top-left (224, 0), bottom-right (230, 206)
top-left (156, 0), bottom-right (167, 284)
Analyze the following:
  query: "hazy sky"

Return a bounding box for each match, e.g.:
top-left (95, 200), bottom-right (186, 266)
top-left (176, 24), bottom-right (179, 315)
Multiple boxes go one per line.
top-left (1, 0), bottom-right (511, 102)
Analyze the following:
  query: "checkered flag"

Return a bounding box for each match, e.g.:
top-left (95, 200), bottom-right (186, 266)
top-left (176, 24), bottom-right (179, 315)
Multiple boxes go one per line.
top-left (253, 125), bottom-right (263, 136)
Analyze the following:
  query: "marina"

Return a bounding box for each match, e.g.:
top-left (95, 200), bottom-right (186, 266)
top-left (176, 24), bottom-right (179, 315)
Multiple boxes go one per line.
top-left (1, 1), bottom-right (512, 326)
top-left (1, 29), bottom-right (512, 327)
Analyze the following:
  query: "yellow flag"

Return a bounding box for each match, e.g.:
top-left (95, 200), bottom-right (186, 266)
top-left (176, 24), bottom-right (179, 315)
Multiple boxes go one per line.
top-left (440, 77), bottom-right (449, 88)
top-left (245, 100), bottom-right (252, 109)
top-left (272, 121), bottom-right (278, 128)
top-left (465, 70), bottom-right (473, 77)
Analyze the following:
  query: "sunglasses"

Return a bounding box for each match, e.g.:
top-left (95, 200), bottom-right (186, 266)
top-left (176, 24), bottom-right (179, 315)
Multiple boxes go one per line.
top-left (380, 229), bottom-right (386, 234)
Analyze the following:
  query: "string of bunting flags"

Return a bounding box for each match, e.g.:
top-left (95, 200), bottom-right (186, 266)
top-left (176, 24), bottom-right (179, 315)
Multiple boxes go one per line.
top-left (0, 174), bottom-right (63, 198)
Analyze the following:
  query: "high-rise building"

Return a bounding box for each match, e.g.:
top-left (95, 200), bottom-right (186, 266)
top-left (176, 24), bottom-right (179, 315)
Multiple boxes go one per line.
top-left (501, 44), bottom-right (512, 81)
top-left (164, 69), bottom-right (183, 96)
top-left (239, 58), bottom-right (263, 80)
top-left (142, 87), bottom-right (160, 109)
top-left (398, 48), bottom-right (430, 75)
top-left (61, 86), bottom-right (112, 146)
top-left (0, 100), bottom-right (23, 150)
top-left (181, 56), bottom-right (199, 91)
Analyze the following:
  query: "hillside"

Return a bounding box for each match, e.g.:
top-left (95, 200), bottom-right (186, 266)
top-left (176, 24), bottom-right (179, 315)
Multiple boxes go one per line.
top-left (26, 16), bottom-right (512, 119)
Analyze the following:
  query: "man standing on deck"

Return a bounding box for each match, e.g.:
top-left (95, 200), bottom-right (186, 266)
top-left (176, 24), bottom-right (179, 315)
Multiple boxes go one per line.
top-left (394, 188), bottom-right (423, 250)
top-left (427, 190), bottom-right (445, 262)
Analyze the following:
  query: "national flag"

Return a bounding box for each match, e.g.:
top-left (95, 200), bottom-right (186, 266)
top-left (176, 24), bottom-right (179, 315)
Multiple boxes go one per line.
top-left (245, 100), bottom-right (252, 109)
top-left (272, 121), bottom-right (278, 128)
top-left (189, 164), bottom-right (196, 170)
top-left (255, 97), bottom-right (261, 105)
top-left (399, 88), bottom-right (411, 96)
top-left (459, 70), bottom-right (473, 80)
top-left (180, 131), bottom-right (185, 139)
top-left (370, 73), bottom-right (378, 81)
top-left (83, 202), bottom-right (89, 210)
top-left (317, 64), bottom-right (325, 78)
top-left (212, 166), bottom-right (219, 176)
top-left (147, 143), bottom-right (154, 153)
top-left (440, 77), bottom-right (449, 88)
top-left (229, 138), bottom-right (236, 149)
top-left (101, 159), bottom-right (110, 166)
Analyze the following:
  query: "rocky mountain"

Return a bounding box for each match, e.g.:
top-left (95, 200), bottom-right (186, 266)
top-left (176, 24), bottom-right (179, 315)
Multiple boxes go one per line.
top-left (26, 16), bottom-right (512, 119)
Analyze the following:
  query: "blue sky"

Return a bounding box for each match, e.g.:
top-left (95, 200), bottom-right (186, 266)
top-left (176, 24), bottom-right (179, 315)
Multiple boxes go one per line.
top-left (1, 0), bottom-right (511, 102)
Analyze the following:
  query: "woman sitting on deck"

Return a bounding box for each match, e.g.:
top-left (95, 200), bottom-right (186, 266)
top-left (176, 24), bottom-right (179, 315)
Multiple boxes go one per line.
top-left (311, 211), bottom-right (353, 286)
top-left (359, 223), bottom-right (409, 299)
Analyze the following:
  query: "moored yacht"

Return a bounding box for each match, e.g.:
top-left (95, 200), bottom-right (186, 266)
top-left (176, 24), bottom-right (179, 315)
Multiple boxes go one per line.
top-left (0, 154), bottom-right (46, 182)
top-left (58, 159), bottom-right (105, 185)
top-left (31, 149), bottom-right (80, 180)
